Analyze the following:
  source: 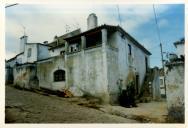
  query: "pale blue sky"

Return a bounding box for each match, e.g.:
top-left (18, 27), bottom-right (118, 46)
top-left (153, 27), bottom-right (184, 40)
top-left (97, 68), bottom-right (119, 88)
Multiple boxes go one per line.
top-left (5, 4), bottom-right (184, 68)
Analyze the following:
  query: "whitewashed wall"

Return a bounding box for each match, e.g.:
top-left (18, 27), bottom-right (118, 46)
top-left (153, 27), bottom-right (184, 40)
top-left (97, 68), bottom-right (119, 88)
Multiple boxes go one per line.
top-left (176, 44), bottom-right (184, 57)
top-left (38, 45), bottom-right (50, 60)
top-left (37, 56), bottom-right (66, 91)
top-left (109, 32), bottom-right (149, 92)
top-left (106, 31), bottom-right (150, 103)
top-left (166, 63), bottom-right (184, 122)
top-left (23, 44), bottom-right (38, 63)
top-left (13, 64), bottom-right (37, 89)
top-left (66, 47), bottom-right (109, 102)
top-left (49, 47), bottom-right (65, 57)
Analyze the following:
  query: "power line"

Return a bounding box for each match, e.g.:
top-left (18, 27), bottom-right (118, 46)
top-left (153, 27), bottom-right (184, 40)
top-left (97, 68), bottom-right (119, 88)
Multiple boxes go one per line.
top-left (153, 4), bottom-right (166, 98)
top-left (153, 5), bottom-right (162, 45)
top-left (5, 3), bottom-right (18, 8)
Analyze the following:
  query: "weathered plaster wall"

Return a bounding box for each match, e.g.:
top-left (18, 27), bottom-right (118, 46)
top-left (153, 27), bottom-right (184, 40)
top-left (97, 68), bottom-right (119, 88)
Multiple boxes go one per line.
top-left (23, 44), bottom-right (38, 63)
top-left (66, 47), bottom-right (109, 101)
top-left (106, 48), bottom-right (119, 103)
top-left (5, 67), bottom-right (14, 84)
top-left (13, 64), bottom-right (37, 89)
top-left (166, 63), bottom-right (184, 122)
top-left (37, 56), bottom-right (66, 91)
top-left (134, 46), bottom-right (149, 90)
top-left (49, 47), bottom-right (65, 57)
top-left (107, 32), bottom-right (128, 103)
top-left (6, 59), bottom-right (16, 68)
top-left (115, 32), bottom-right (148, 92)
top-left (38, 45), bottom-right (50, 60)
top-left (152, 68), bottom-right (161, 100)
top-left (106, 31), bottom-right (149, 103)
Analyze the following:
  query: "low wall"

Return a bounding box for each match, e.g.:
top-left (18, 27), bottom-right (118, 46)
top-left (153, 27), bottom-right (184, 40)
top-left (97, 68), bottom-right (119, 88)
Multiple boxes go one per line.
top-left (37, 56), bottom-right (66, 91)
top-left (13, 64), bottom-right (38, 89)
top-left (165, 62), bottom-right (184, 123)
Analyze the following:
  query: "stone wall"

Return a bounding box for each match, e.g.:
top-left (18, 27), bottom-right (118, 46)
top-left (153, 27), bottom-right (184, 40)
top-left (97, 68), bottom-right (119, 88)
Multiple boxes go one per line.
top-left (165, 62), bottom-right (184, 123)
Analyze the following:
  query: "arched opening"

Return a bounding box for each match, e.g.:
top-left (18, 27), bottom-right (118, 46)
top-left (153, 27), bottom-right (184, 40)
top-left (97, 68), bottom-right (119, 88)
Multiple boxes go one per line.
top-left (54, 69), bottom-right (65, 82)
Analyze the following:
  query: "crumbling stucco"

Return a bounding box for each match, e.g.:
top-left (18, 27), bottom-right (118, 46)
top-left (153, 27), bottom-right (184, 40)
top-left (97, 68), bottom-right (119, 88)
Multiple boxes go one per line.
top-left (13, 64), bottom-right (38, 89)
top-left (166, 63), bottom-right (184, 123)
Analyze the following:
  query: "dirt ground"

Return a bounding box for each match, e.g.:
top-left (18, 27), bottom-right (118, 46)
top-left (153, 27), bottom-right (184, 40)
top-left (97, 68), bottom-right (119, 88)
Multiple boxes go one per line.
top-left (5, 85), bottom-right (139, 123)
top-left (99, 101), bottom-right (167, 123)
top-left (5, 85), bottom-right (167, 123)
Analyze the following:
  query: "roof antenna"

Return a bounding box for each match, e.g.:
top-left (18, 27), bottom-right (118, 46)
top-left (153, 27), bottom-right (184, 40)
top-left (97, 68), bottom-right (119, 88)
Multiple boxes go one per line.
top-left (116, 5), bottom-right (122, 27)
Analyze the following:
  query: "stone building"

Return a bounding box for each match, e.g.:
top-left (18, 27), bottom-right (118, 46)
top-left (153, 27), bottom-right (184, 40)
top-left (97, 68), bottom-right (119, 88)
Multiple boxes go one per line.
top-left (6, 13), bottom-right (151, 104)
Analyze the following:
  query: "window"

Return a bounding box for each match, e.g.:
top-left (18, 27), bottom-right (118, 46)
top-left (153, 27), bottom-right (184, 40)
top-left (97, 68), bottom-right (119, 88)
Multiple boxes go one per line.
top-left (68, 37), bottom-right (81, 53)
top-left (145, 57), bottom-right (148, 72)
top-left (54, 69), bottom-right (65, 82)
top-left (86, 31), bottom-right (102, 48)
top-left (128, 44), bottom-right (132, 55)
top-left (27, 48), bottom-right (32, 57)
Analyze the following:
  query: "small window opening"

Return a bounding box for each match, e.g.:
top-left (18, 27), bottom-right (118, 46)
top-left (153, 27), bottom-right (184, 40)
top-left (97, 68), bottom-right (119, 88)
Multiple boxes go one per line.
top-left (54, 69), bottom-right (65, 82)
top-left (27, 48), bottom-right (32, 57)
top-left (128, 44), bottom-right (132, 55)
top-left (145, 57), bottom-right (148, 72)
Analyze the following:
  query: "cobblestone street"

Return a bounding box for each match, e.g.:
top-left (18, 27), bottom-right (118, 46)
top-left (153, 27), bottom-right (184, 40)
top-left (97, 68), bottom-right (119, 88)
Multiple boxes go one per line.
top-left (5, 85), bottom-right (139, 123)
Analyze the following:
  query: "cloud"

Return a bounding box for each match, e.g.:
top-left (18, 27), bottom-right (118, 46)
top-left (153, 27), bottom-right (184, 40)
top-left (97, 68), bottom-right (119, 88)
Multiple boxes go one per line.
top-left (5, 4), bottom-right (170, 60)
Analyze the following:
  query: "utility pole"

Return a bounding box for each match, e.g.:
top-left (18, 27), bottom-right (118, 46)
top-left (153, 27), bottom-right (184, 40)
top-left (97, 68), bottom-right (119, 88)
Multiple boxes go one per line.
top-left (160, 43), bottom-right (166, 98)
top-left (153, 5), bottom-right (166, 98)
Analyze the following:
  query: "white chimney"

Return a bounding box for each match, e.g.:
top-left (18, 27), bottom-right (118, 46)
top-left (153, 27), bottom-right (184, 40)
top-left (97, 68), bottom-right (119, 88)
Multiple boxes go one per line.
top-left (20, 35), bottom-right (27, 53)
top-left (87, 13), bottom-right (98, 30)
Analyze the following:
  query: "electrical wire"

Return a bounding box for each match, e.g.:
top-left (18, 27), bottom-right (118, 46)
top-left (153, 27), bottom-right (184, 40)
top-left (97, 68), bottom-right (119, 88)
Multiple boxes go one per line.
top-left (153, 5), bottom-right (162, 45)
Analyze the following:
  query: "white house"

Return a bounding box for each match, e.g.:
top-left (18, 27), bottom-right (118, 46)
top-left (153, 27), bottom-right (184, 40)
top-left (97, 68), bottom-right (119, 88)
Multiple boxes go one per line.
top-left (6, 13), bottom-right (151, 104)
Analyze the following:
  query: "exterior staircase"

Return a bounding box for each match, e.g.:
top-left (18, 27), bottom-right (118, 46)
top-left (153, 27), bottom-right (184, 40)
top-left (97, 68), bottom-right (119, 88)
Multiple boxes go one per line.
top-left (137, 69), bottom-right (155, 102)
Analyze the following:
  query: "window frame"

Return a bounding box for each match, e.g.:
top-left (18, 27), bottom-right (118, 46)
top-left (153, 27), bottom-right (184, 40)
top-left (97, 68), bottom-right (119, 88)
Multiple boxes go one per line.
top-left (53, 69), bottom-right (65, 82)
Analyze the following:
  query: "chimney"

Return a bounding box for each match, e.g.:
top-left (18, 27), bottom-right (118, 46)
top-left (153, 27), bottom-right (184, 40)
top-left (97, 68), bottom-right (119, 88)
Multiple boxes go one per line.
top-left (20, 35), bottom-right (27, 53)
top-left (87, 13), bottom-right (98, 30)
